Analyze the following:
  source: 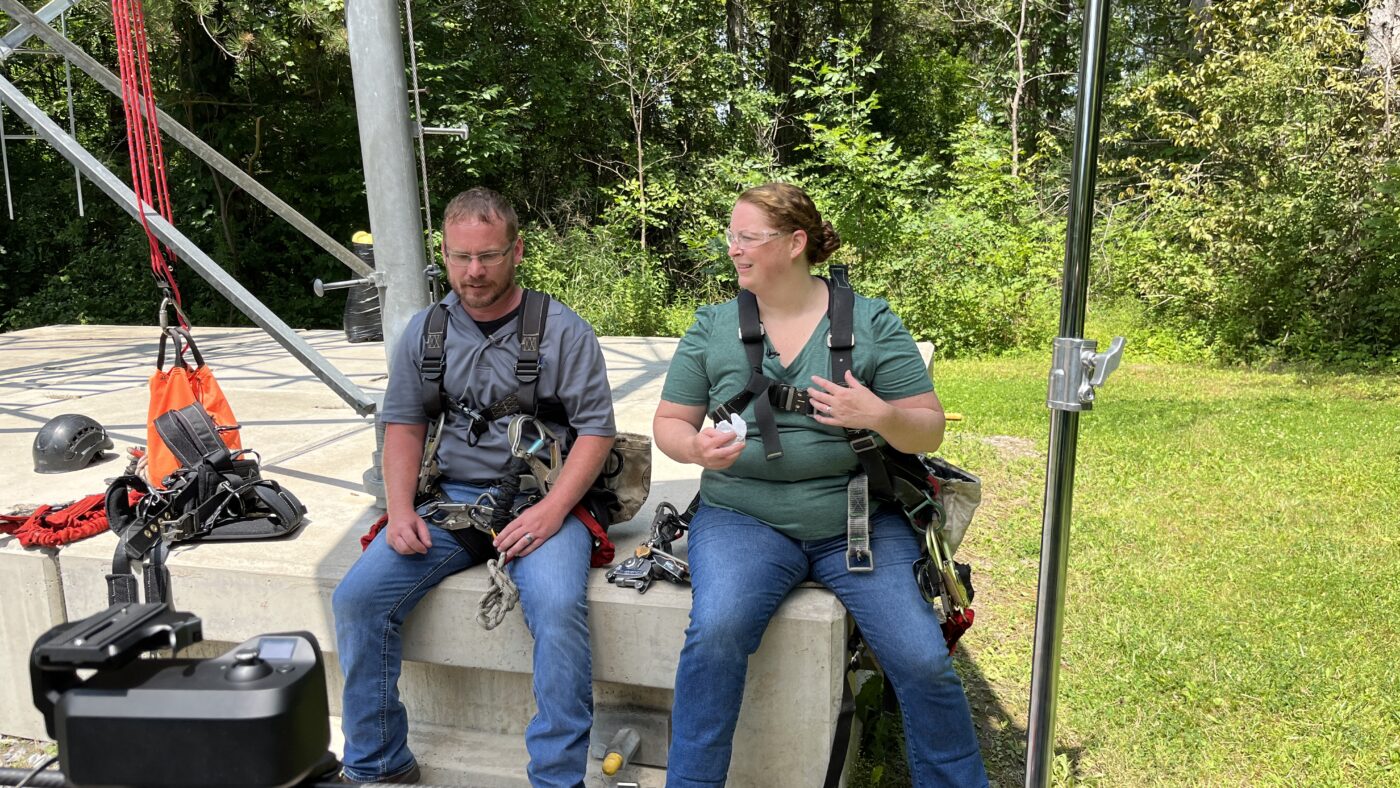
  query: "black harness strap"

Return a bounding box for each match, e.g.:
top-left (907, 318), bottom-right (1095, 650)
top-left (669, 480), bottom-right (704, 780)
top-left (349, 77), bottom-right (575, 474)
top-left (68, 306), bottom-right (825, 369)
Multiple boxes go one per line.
top-left (714, 267), bottom-right (886, 470)
top-left (734, 291), bottom-right (783, 459)
top-left (422, 290), bottom-right (561, 443)
top-left (828, 265), bottom-right (893, 497)
top-left (516, 289), bottom-right (548, 415)
top-left (420, 301), bottom-right (451, 421)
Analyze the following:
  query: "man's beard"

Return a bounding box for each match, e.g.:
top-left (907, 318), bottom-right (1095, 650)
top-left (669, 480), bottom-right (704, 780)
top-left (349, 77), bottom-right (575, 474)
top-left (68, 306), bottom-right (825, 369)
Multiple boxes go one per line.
top-left (453, 276), bottom-right (513, 310)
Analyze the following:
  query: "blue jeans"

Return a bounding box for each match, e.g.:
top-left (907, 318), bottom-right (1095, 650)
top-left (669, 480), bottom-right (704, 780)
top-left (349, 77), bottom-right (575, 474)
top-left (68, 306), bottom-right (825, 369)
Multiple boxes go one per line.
top-left (666, 504), bottom-right (988, 788)
top-left (333, 480), bottom-right (593, 787)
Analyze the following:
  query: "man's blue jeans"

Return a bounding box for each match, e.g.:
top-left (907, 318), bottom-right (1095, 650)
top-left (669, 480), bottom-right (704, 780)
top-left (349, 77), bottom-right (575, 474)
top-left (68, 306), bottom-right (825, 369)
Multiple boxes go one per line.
top-left (666, 504), bottom-right (988, 788)
top-left (333, 480), bottom-right (593, 787)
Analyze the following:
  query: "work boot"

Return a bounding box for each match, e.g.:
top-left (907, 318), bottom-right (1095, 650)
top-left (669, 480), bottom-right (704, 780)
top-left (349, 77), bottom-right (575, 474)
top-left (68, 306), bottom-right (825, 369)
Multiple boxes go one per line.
top-left (337, 763), bottom-right (421, 784)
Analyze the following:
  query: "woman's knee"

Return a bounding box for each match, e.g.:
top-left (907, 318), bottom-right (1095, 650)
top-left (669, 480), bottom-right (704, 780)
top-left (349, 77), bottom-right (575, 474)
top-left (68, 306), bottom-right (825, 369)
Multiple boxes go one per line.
top-left (684, 600), bottom-right (768, 657)
top-left (881, 640), bottom-right (960, 689)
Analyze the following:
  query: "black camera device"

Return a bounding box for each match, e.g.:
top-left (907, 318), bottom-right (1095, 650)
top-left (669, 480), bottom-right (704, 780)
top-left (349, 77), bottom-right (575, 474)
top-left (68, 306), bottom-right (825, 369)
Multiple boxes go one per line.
top-left (30, 603), bottom-right (332, 787)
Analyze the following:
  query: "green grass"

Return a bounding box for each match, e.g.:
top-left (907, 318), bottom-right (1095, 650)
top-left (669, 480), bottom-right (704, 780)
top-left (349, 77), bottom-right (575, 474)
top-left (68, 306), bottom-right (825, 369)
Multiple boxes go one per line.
top-left (857, 359), bottom-right (1400, 786)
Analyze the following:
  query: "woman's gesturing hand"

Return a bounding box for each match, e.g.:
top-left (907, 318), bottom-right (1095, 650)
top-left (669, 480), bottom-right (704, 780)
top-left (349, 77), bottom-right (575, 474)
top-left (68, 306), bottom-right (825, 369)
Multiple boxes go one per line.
top-left (808, 370), bottom-right (894, 431)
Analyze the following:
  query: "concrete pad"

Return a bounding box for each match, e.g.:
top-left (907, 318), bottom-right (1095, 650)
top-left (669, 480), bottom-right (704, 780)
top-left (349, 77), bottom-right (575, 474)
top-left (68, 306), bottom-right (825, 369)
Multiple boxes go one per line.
top-left (0, 325), bottom-right (856, 787)
top-left (0, 541), bottom-right (65, 741)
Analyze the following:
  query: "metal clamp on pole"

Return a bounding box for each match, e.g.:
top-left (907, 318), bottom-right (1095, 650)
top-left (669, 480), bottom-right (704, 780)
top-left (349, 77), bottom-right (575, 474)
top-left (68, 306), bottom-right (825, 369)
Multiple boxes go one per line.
top-left (312, 272), bottom-right (382, 297)
top-left (1046, 336), bottom-right (1125, 411)
top-left (417, 123), bottom-right (469, 139)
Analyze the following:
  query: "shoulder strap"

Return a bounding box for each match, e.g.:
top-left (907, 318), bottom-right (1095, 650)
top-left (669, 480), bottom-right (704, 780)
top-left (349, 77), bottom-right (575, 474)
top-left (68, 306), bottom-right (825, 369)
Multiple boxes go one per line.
top-left (420, 299), bottom-right (451, 420)
top-left (736, 291), bottom-right (783, 459)
top-left (516, 289), bottom-right (549, 414)
top-left (827, 265), bottom-right (893, 497)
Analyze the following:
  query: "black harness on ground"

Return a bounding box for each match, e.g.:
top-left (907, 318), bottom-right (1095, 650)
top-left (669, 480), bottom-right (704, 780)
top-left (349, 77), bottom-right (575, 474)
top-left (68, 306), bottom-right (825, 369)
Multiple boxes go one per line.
top-left (105, 403), bottom-right (306, 606)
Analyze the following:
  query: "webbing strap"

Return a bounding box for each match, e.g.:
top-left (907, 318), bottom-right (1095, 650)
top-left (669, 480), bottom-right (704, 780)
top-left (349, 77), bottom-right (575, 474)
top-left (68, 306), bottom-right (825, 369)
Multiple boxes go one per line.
top-left (828, 265), bottom-right (893, 499)
top-left (735, 291), bottom-right (782, 459)
top-left (421, 290), bottom-right (551, 427)
top-left (845, 473), bottom-right (873, 572)
top-left (516, 289), bottom-right (548, 414)
top-left (420, 300), bottom-right (450, 420)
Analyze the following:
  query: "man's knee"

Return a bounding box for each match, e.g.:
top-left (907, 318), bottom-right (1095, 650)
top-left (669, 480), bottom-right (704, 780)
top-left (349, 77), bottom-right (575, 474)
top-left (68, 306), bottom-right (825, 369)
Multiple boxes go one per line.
top-left (332, 565), bottom-right (376, 626)
top-left (524, 592), bottom-right (588, 641)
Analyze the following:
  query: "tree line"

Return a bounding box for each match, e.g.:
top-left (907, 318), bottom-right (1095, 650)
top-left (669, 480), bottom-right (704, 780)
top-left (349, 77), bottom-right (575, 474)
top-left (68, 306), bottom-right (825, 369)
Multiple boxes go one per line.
top-left (1, 0), bottom-right (1397, 363)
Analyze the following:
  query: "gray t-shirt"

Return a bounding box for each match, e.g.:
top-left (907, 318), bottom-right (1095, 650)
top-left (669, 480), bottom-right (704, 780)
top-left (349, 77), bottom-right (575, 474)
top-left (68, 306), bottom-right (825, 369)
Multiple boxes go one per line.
top-left (380, 291), bottom-right (616, 482)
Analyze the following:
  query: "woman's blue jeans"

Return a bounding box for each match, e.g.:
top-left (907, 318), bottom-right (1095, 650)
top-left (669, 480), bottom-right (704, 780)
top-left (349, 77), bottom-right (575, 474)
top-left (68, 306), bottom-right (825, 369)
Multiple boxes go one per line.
top-left (666, 504), bottom-right (988, 788)
top-left (332, 480), bottom-right (593, 787)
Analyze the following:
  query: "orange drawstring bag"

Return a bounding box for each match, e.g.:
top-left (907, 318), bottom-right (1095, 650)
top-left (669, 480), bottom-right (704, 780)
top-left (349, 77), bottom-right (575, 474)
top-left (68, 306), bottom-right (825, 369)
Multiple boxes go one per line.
top-left (146, 327), bottom-right (241, 487)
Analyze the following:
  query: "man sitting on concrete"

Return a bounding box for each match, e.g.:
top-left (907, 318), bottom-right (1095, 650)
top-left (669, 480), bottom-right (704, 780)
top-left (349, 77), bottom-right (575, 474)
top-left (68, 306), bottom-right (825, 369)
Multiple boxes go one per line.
top-left (333, 187), bottom-right (617, 785)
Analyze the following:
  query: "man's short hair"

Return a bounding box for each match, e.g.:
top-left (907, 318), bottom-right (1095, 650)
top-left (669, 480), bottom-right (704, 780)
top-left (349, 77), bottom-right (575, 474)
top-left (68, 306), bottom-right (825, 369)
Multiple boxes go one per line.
top-left (442, 187), bottom-right (518, 238)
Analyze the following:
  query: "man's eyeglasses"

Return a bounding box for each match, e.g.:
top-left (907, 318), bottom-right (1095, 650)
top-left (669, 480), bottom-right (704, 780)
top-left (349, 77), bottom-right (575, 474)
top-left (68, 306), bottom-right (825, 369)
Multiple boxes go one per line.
top-left (443, 240), bottom-right (517, 268)
top-left (724, 229), bottom-right (790, 251)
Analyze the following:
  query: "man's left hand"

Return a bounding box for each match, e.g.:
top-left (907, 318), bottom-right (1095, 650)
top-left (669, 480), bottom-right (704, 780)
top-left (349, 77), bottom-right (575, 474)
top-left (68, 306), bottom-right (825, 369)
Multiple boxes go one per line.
top-left (493, 503), bottom-right (566, 561)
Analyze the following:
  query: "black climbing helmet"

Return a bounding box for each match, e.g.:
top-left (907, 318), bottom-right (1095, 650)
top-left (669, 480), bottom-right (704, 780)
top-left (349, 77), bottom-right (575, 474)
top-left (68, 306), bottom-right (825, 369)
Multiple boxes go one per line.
top-left (32, 414), bottom-right (114, 474)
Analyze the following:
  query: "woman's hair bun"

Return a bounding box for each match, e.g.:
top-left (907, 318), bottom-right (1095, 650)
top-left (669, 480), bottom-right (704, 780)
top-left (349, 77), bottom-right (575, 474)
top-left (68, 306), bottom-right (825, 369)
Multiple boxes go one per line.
top-left (809, 221), bottom-right (842, 264)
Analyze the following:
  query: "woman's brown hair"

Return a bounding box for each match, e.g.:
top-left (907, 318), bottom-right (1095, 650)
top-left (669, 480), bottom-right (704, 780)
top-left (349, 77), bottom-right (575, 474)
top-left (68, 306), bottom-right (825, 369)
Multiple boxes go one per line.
top-left (738, 182), bottom-right (842, 264)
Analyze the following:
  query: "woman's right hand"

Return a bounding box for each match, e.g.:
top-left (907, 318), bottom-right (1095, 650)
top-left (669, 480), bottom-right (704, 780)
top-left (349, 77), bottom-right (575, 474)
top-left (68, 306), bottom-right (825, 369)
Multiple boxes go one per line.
top-left (692, 428), bottom-right (745, 470)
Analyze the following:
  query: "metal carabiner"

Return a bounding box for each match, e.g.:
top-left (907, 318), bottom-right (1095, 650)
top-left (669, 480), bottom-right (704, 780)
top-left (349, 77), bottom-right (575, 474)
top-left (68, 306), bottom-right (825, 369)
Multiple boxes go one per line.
top-left (507, 415), bottom-right (564, 493)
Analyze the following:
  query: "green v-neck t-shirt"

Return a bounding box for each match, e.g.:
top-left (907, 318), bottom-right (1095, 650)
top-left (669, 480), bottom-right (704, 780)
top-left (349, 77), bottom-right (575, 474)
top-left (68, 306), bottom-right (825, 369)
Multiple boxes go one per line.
top-left (660, 291), bottom-right (934, 540)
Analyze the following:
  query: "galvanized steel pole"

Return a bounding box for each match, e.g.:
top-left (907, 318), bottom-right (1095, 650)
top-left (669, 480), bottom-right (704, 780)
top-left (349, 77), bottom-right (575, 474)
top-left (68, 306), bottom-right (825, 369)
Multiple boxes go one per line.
top-left (1024, 0), bottom-right (1114, 785)
top-left (345, 0), bottom-right (429, 366)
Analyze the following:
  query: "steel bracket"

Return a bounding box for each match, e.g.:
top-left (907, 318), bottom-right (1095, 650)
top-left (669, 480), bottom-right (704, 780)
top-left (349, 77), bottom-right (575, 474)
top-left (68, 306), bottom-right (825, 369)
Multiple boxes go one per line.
top-left (1046, 336), bottom-right (1125, 411)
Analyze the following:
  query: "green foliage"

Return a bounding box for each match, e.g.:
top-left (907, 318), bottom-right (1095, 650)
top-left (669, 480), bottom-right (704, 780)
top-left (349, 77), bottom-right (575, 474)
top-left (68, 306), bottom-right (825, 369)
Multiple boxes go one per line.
top-left (519, 225), bottom-right (697, 337)
top-left (1104, 0), bottom-right (1400, 362)
top-left (849, 122), bottom-right (1062, 356)
top-left (1, 0), bottom-right (1397, 369)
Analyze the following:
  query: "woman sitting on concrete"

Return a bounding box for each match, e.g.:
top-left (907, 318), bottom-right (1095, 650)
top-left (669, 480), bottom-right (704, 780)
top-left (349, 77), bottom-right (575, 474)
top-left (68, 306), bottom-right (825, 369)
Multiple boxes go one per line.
top-left (652, 182), bottom-right (988, 787)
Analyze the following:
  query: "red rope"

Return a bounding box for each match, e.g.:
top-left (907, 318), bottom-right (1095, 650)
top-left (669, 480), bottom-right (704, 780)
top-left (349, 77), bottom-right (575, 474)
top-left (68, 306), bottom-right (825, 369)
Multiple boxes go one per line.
top-left (0, 493), bottom-right (123, 549)
top-left (110, 0), bottom-right (185, 326)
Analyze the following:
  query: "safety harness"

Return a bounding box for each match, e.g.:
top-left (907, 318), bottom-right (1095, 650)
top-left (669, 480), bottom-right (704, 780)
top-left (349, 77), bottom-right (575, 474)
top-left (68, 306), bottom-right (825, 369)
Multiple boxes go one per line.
top-left (611, 268), bottom-right (982, 786)
top-left (410, 289), bottom-right (617, 566)
top-left (0, 494), bottom-right (111, 548)
top-left (364, 289), bottom-right (650, 628)
top-left (104, 402), bottom-right (306, 606)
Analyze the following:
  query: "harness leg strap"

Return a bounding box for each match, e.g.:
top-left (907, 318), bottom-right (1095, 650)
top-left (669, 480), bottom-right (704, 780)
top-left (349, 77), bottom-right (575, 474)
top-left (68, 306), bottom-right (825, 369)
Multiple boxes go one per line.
top-left (845, 473), bottom-right (873, 572)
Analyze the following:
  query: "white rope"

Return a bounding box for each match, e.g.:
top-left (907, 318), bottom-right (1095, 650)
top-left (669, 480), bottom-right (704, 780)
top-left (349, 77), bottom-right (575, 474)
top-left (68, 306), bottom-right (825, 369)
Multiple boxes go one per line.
top-left (476, 557), bottom-right (519, 630)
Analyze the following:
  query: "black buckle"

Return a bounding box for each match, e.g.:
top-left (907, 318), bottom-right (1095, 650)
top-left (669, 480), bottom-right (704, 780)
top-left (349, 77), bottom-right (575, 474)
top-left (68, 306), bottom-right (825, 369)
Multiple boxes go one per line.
top-left (848, 433), bottom-right (879, 453)
top-left (420, 357), bottom-right (445, 378)
top-left (769, 385), bottom-right (810, 413)
top-left (516, 360), bottom-right (540, 382)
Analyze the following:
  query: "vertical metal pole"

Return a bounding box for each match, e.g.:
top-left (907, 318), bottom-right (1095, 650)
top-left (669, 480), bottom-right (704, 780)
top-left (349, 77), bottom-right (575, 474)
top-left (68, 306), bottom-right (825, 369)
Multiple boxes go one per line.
top-left (61, 9), bottom-right (84, 216)
top-left (345, 0), bottom-right (429, 366)
top-left (0, 105), bottom-right (13, 219)
top-left (1024, 0), bottom-right (1113, 785)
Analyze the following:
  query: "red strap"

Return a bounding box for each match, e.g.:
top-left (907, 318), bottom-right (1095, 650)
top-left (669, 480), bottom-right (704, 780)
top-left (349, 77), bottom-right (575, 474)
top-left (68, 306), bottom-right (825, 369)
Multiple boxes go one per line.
top-left (572, 504), bottom-right (615, 568)
top-left (942, 607), bottom-right (975, 654)
top-left (0, 494), bottom-right (116, 548)
top-left (361, 514), bottom-right (389, 551)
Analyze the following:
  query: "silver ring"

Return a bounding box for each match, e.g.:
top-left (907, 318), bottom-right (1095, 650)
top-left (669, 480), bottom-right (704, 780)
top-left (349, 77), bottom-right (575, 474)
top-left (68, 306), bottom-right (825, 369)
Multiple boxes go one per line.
top-left (523, 533), bottom-right (535, 545)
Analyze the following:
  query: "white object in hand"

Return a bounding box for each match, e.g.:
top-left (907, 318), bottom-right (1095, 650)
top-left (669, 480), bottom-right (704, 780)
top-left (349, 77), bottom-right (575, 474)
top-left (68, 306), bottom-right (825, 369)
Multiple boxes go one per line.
top-left (714, 412), bottom-right (747, 445)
